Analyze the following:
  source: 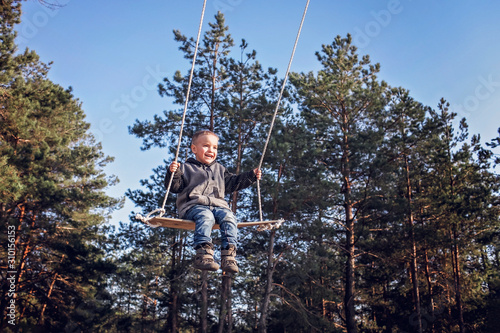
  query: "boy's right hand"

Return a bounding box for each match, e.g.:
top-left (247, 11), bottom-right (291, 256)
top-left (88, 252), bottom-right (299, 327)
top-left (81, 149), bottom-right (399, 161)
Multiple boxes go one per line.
top-left (169, 162), bottom-right (180, 173)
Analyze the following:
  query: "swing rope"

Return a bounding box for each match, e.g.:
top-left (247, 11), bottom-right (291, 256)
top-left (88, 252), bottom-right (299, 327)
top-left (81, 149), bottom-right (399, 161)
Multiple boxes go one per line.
top-left (256, 0), bottom-right (310, 227)
top-left (136, 0), bottom-right (207, 225)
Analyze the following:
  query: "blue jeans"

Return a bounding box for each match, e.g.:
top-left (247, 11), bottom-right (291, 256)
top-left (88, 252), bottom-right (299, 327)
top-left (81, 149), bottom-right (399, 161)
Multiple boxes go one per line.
top-left (184, 205), bottom-right (238, 249)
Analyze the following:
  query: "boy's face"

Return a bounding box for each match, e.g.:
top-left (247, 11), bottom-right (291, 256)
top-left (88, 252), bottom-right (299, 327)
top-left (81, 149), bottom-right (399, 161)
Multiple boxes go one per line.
top-left (191, 134), bottom-right (218, 164)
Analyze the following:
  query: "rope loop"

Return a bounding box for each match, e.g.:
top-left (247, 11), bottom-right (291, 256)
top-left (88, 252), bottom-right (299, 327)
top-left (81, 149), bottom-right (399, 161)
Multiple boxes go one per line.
top-left (135, 208), bottom-right (166, 228)
top-left (257, 218), bottom-right (285, 231)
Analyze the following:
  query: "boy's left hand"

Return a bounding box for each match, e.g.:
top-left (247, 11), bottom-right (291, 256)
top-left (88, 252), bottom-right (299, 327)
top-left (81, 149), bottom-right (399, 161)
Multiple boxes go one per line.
top-left (253, 168), bottom-right (262, 180)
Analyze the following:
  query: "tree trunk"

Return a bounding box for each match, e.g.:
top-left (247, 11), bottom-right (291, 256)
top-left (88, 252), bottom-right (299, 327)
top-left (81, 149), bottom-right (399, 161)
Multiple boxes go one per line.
top-left (168, 237), bottom-right (179, 332)
top-left (342, 114), bottom-right (357, 333)
top-left (344, 203), bottom-right (357, 333)
top-left (451, 226), bottom-right (465, 333)
top-left (201, 271), bottom-right (208, 333)
top-left (39, 254), bottom-right (66, 325)
top-left (227, 277), bottom-right (233, 331)
top-left (209, 41), bottom-right (220, 132)
top-left (445, 116), bottom-right (465, 333)
top-left (404, 154), bottom-right (422, 333)
top-left (444, 250), bottom-right (453, 332)
top-left (230, 126), bottom-right (243, 213)
top-left (218, 273), bottom-right (232, 333)
top-left (423, 249), bottom-right (436, 333)
top-left (258, 229), bottom-right (277, 333)
top-left (258, 163), bottom-right (285, 332)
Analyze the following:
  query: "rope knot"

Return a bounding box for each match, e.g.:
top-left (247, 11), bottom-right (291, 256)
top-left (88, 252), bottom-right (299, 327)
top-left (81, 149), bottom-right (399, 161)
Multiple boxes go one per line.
top-left (136, 208), bottom-right (166, 228)
top-left (257, 219), bottom-right (284, 231)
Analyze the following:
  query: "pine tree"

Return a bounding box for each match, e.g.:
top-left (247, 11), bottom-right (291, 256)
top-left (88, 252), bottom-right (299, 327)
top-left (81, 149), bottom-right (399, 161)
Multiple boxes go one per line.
top-left (422, 100), bottom-right (500, 332)
top-left (0, 1), bottom-right (121, 331)
top-left (383, 88), bottom-right (430, 332)
top-left (290, 34), bottom-right (390, 332)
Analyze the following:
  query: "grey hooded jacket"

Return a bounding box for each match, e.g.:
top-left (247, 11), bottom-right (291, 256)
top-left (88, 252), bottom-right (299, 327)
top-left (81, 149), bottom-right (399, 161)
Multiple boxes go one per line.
top-left (166, 157), bottom-right (257, 218)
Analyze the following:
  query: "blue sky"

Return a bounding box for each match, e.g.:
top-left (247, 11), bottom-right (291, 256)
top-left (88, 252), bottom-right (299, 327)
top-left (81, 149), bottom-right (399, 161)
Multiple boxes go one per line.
top-left (17, 0), bottom-right (500, 225)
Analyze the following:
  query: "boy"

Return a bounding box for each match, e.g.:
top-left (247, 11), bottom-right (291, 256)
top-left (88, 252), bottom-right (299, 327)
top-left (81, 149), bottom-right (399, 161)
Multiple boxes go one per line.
top-left (166, 130), bottom-right (262, 273)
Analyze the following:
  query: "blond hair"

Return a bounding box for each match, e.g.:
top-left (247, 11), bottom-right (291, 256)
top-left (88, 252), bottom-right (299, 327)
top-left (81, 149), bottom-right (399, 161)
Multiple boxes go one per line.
top-left (191, 130), bottom-right (219, 145)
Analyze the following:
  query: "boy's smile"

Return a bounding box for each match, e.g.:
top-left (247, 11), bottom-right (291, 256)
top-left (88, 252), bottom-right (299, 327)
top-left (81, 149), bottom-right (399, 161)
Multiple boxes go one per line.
top-left (191, 133), bottom-right (218, 165)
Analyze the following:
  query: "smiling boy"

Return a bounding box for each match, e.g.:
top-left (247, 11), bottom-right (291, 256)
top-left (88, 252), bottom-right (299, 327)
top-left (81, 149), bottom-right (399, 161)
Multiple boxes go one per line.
top-left (166, 130), bottom-right (262, 273)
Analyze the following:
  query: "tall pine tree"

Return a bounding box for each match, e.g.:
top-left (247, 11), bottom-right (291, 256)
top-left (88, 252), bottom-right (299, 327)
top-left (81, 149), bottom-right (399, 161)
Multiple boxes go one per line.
top-left (290, 34), bottom-right (391, 332)
top-left (0, 1), bottom-right (121, 331)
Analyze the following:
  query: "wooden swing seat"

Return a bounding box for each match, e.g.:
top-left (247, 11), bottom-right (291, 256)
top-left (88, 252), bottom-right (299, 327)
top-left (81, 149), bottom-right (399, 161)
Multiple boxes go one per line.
top-left (146, 216), bottom-right (283, 230)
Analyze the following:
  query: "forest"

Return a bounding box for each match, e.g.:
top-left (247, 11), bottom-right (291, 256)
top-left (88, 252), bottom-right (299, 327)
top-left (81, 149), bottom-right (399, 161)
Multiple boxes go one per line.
top-left (1, 1), bottom-right (499, 332)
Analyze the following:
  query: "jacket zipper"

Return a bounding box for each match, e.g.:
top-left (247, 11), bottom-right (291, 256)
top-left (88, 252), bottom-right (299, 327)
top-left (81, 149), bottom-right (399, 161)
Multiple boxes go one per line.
top-left (202, 165), bottom-right (212, 206)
